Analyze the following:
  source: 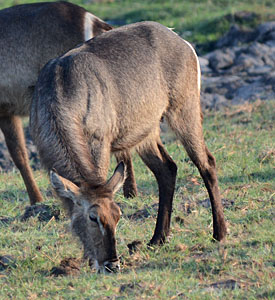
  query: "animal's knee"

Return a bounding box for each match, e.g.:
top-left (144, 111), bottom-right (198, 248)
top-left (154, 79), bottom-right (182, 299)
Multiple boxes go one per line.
top-left (206, 148), bottom-right (216, 168)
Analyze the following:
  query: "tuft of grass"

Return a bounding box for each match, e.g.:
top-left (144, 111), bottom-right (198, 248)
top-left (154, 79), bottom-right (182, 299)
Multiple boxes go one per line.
top-left (0, 100), bottom-right (274, 299)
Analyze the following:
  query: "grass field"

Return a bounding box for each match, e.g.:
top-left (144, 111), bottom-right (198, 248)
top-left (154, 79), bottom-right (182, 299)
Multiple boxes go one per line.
top-left (0, 0), bottom-right (274, 299)
top-left (0, 100), bottom-right (274, 299)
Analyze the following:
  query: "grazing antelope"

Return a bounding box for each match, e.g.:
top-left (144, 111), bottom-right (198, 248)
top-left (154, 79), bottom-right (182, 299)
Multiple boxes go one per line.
top-left (0, 1), bottom-right (113, 205)
top-left (30, 21), bottom-right (227, 273)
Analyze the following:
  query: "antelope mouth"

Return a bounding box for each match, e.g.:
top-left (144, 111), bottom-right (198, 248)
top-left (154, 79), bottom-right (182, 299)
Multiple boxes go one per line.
top-left (89, 257), bottom-right (120, 274)
top-left (103, 260), bottom-right (120, 273)
top-left (94, 259), bottom-right (120, 274)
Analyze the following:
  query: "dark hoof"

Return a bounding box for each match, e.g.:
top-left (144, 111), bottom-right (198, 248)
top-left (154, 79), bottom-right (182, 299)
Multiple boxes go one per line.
top-left (213, 231), bottom-right (227, 242)
top-left (148, 236), bottom-right (167, 248)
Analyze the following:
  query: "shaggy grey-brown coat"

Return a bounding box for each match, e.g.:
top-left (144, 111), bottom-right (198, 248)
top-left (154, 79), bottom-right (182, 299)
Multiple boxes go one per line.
top-left (31, 21), bottom-right (226, 272)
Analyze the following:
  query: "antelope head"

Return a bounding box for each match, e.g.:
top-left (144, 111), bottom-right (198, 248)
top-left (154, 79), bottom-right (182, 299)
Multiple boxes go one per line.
top-left (50, 162), bottom-right (125, 273)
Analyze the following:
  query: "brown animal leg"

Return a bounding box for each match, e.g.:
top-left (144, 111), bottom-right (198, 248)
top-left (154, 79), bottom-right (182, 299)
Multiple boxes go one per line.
top-left (186, 145), bottom-right (226, 241)
top-left (200, 146), bottom-right (227, 241)
top-left (0, 116), bottom-right (43, 205)
top-left (115, 151), bottom-right (137, 198)
top-left (137, 137), bottom-right (177, 245)
top-left (167, 107), bottom-right (227, 242)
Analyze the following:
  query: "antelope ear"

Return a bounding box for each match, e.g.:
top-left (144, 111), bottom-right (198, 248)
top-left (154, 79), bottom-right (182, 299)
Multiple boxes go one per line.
top-left (50, 170), bottom-right (80, 203)
top-left (106, 162), bottom-right (126, 194)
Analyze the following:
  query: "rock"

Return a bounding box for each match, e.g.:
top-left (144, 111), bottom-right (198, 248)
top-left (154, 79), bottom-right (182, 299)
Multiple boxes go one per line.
top-left (246, 42), bottom-right (275, 67)
top-left (256, 22), bottom-right (275, 42)
top-left (208, 49), bottom-right (235, 71)
top-left (215, 21), bottom-right (275, 49)
top-left (234, 53), bottom-right (264, 69)
top-left (233, 11), bottom-right (259, 23)
top-left (198, 57), bottom-right (211, 74)
top-left (215, 24), bottom-right (256, 48)
top-left (202, 75), bottom-right (244, 100)
top-left (247, 41), bottom-right (272, 56)
top-left (200, 93), bottom-right (228, 110)
top-left (198, 19), bottom-right (275, 109)
top-left (0, 255), bottom-right (16, 271)
top-left (196, 18), bottom-right (275, 109)
top-left (233, 79), bottom-right (274, 103)
top-left (266, 40), bottom-right (275, 48)
top-left (223, 76), bottom-right (246, 99)
top-left (263, 71), bottom-right (275, 89)
top-left (202, 76), bottom-right (227, 94)
top-left (247, 65), bottom-right (273, 76)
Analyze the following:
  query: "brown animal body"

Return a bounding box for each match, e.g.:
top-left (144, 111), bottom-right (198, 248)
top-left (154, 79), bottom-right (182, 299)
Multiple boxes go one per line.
top-left (30, 21), bottom-right (227, 273)
top-left (0, 1), bottom-right (112, 205)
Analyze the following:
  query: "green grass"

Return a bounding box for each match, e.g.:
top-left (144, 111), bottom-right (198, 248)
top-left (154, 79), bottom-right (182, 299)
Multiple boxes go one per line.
top-left (1, 0), bottom-right (274, 53)
top-left (0, 100), bottom-right (274, 299)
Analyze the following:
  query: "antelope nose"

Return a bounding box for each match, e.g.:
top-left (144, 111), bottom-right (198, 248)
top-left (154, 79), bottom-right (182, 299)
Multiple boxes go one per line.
top-left (104, 260), bottom-right (120, 273)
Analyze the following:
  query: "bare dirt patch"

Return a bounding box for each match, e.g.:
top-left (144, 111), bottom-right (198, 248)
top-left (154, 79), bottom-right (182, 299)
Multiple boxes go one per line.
top-left (20, 203), bottom-right (60, 222)
top-left (127, 240), bottom-right (143, 255)
top-left (126, 203), bottom-right (158, 220)
top-left (50, 258), bottom-right (82, 277)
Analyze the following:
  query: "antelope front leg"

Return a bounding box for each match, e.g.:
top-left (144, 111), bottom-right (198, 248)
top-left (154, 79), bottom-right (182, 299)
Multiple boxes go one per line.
top-left (137, 138), bottom-right (177, 245)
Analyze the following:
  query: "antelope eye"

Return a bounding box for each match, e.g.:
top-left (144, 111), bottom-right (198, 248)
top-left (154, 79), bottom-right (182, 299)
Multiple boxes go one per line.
top-left (89, 214), bottom-right (98, 223)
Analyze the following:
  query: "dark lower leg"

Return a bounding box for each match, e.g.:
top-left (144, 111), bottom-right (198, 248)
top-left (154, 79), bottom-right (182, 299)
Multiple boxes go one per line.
top-left (150, 178), bottom-right (176, 245)
top-left (199, 148), bottom-right (227, 241)
top-left (0, 116), bottom-right (43, 205)
top-left (139, 142), bottom-right (177, 245)
top-left (115, 151), bottom-right (137, 198)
